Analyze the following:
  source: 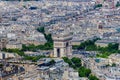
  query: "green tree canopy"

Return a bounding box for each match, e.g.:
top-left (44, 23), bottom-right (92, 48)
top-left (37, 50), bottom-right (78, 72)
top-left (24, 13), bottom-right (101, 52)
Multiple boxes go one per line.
top-left (94, 4), bottom-right (102, 9)
top-left (62, 57), bottom-right (72, 66)
top-left (78, 66), bottom-right (91, 77)
top-left (37, 27), bottom-right (45, 34)
top-left (88, 75), bottom-right (99, 80)
top-left (71, 57), bottom-right (81, 67)
top-left (116, 2), bottom-right (120, 7)
top-left (49, 59), bottom-right (56, 65)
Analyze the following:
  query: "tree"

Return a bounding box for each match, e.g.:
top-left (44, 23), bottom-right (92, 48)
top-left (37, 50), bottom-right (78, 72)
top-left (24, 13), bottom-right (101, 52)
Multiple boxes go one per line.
top-left (89, 75), bottom-right (99, 80)
top-left (45, 34), bottom-right (53, 43)
top-left (108, 43), bottom-right (119, 51)
top-left (22, 44), bottom-right (37, 52)
top-left (22, 44), bottom-right (28, 51)
top-left (49, 59), bottom-right (56, 65)
top-left (78, 66), bottom-right (91, 77)
top-left (63, 57), bottom-right (92, 79)
top-left (112, 63), bottom-right (116, 67)
top-left (72, 45), bottom-right (80, 50)
top-left (2, 48), bottom-right (25, 56)
top-left (0, 64), bottom-right (3, 68)
top-left (62, 57), bottom-right (73, 66)
top-left (37, 26), bottom-right (53, 50)
top-left (75, 38), bottom-right (100, 50)
top-left (94, 4), bottom-right (102, 9)
top-left (116, 1), bottom-right (120, 7)
top-left (37, 27), bottom-right (45, 34)
top-left (71, 57), bottom-right (81, 67)
top-left (24, 55), bottom-right (46, 62)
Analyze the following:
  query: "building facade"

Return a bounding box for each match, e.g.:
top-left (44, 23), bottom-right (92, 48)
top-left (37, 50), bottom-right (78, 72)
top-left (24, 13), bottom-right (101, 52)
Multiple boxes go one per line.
top-left (0, 36), bottom-right (7, 50)
top-left (52, 32), bottom-right (72, 57)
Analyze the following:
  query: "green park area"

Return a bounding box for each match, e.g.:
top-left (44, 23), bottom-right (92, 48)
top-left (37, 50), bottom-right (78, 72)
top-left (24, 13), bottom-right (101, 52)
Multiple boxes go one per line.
top-left (2, 27), bottom-right (53, 62)
top-left (63, 57), bottom-right (99, 80)
top-left (73, 38), bottom-right (119, 58)
top-left (25, 27), bottom-right (120, 58)
top-left (2, 26), bottom-right (120, 61)
top-left (21, 27), bottom-right (53, 51)
top-left (2, 48), bottom-right (46, 62)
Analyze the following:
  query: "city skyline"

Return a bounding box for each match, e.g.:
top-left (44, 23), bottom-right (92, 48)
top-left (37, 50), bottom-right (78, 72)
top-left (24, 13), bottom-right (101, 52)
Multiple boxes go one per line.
top-left (0, 0), bottom-right (120, 80)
